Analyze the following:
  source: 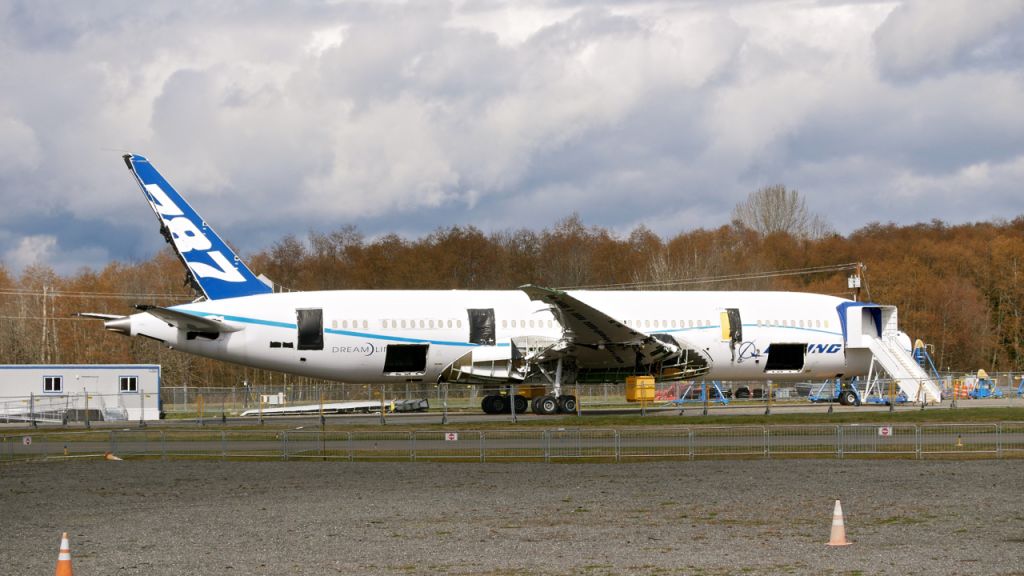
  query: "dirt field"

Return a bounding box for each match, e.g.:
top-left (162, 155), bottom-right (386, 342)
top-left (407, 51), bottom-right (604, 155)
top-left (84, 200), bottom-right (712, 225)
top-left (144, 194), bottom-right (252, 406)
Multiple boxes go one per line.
top-left (2, 459), bottom-right (1022, 575)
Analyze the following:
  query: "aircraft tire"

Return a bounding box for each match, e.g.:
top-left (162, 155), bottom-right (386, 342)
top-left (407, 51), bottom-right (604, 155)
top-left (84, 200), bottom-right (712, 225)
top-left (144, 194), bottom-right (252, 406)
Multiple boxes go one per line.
top-left (558, 395), bottom-right (577, 413)
top-left (531, 396), bottom-right (545, 415)
top-left (513, 395), bottom-right (528, 414)
top-left (536, 395), bottom-right (559, 415)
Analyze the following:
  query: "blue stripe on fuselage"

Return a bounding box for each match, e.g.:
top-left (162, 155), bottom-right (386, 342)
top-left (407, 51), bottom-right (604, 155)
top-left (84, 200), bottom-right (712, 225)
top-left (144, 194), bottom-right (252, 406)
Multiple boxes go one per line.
top-left (172, 308), bottom-right (494, 347)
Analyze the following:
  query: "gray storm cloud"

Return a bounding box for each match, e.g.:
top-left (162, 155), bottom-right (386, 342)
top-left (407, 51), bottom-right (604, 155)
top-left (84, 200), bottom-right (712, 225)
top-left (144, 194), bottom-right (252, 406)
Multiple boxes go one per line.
top-left (0, 0), bottom-right (1022, 274)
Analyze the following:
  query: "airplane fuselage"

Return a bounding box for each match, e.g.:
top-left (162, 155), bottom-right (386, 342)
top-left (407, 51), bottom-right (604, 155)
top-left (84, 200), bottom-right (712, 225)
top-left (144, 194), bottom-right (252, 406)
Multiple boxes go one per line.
top-left (121, 289), bottom-right (870, 384)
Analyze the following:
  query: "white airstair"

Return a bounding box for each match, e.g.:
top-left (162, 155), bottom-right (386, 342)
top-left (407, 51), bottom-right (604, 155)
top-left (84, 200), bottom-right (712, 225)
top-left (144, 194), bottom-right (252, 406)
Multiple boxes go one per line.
top-left (865, 334), bottom-right (942, 404)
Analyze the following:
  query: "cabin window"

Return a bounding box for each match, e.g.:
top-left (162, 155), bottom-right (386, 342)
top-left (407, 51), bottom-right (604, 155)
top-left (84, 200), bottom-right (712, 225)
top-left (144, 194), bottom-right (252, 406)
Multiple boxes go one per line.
top-left (119, 376), bottom-right (138, 393)
top-left (382, 344), bottom-right (429, 374)
top-left (401, 320), bottom-right (407, 329)
top-left (341, 320), bottom-right (348, 329)
top-left (362, 320), bottom-right (367, 330)
top-left (43, 376), bottom-right (62, 393)
top-left (296, 308), bottom-right (324, 351)
top-left (467, 308), bottom-right (496, 345)
top-left (447, 319), bottom-right (453, 329)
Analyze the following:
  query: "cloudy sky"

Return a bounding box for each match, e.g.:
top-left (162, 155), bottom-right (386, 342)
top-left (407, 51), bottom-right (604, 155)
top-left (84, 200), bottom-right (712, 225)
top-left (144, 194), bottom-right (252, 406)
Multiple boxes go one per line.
top-left (1, 0), bottom-right (1022, 275)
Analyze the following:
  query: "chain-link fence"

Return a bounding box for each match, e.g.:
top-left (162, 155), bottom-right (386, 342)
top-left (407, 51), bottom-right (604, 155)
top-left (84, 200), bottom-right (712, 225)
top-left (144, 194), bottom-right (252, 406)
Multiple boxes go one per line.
top-left (4, 423), bottom-right (1022, 464)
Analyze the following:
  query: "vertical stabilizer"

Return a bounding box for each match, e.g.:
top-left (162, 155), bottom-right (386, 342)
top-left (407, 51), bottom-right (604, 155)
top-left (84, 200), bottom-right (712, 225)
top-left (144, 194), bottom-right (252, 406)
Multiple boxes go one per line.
top-left (124, 154), bottom-right (273, 300)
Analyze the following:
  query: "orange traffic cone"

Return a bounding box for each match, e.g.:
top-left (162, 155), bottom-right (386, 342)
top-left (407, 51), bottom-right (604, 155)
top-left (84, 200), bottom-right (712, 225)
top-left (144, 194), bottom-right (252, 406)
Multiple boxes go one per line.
top-left (104, 452), bottom-right (122, 461)
top-left (55, 532), bottom-right (73, 576)
top-left (827, 500), bottom-right (852, 546)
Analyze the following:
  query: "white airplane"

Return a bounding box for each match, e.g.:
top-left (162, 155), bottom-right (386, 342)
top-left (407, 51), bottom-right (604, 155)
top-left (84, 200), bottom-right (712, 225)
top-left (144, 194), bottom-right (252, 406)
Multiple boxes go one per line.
top-left (82, 154), bottom-right (942, 414)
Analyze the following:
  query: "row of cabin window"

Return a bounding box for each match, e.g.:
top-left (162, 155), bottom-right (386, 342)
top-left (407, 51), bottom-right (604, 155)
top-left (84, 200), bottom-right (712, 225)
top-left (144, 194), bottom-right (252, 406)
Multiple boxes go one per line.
top-left (41, 376), bottom-right (138, 393)
top-left (623, 319), bottom-right (712, 329)
top-left (757, 319), bottom-right (830, 329)
top-left (332, 319), bottom-right (466, 331)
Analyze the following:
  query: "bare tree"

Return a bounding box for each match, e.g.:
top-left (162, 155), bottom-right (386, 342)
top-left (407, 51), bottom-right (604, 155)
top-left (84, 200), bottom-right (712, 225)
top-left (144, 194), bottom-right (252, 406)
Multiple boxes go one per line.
top-left (731, 184), bottom-right (833, 240)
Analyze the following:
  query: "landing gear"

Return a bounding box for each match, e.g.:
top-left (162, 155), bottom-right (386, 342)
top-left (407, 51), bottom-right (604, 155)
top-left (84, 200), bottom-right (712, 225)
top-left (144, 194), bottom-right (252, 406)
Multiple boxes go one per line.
top-left (557, 395), bottom-right (577, 413)
top-left (532, 395), bottom-right (559, 415)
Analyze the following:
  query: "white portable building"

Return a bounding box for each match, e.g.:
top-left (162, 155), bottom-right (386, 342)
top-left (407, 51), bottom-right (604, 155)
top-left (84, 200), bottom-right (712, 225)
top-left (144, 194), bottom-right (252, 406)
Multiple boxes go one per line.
top-left (0, 364), bottom-right (161, 422)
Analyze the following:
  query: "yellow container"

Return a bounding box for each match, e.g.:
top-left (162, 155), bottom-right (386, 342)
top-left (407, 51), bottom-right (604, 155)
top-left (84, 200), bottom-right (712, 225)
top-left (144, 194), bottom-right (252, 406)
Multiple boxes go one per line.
top-left (625, 376), bottom-right (655, 402)
top-left (518, 385), bottom-right (547, 399)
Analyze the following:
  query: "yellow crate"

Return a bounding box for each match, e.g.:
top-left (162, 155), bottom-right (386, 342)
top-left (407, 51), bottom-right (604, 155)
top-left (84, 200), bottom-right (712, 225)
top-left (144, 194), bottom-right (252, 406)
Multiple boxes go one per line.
top-left (625, 376), bottom-right (655, 402)
top-left (518, 386), bottom-right (547, 399)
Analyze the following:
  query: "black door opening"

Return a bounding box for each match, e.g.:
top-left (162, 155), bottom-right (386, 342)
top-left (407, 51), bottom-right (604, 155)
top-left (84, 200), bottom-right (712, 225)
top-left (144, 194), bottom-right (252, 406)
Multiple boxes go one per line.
top-left (467, 308), bottom-right (496, 345)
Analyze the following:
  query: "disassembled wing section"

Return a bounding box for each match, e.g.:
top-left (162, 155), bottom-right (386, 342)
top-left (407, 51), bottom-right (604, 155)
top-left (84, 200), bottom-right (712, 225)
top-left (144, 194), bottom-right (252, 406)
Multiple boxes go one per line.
top-left (441, 285), bottom-right (712, 386)
top-left (520, 284), bottom-right (679, 369)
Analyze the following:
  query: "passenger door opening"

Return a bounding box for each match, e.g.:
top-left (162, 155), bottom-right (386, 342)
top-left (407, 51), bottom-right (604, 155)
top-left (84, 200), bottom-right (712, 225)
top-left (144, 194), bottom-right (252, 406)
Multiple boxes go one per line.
top-left (467, 308), bottom-right (496, 345)
top-left (296, 308), bottom-right (324, 350)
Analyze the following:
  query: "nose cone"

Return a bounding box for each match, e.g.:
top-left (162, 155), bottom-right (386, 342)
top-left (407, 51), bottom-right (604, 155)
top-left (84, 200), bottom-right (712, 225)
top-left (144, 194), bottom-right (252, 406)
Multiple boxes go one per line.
top-left (104, 317), bottom-right (132, 335)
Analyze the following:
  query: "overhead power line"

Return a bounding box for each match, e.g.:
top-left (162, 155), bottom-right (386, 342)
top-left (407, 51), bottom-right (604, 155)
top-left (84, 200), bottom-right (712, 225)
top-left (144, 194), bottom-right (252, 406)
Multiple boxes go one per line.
top-left (562, 262), bottom-right (863, 290)
top-left (0, 288), bottom-right (192, 300)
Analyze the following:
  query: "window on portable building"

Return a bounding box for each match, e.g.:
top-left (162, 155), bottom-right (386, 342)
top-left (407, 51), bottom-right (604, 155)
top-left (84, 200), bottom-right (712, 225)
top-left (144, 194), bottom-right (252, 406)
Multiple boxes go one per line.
top-left (43, 376), bottom-right (62, 393)
top-left (120, 376), bottom-right (138, 393)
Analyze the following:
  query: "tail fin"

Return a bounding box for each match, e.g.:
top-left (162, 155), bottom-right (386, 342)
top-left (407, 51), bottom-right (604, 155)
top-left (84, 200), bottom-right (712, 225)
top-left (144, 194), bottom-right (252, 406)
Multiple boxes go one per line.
top-left (124, 154), bottom-right (273, 300)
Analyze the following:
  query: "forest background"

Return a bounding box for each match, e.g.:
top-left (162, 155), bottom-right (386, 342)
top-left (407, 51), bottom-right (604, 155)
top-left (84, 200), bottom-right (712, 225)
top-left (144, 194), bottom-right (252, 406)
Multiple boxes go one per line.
top-left (1, 187), bottom-right (1021, 389)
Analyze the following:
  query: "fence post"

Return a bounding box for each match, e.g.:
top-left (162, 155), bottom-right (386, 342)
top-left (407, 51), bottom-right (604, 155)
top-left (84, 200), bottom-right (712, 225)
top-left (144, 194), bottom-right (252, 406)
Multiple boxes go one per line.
top-left (915, 426), bottom-right (922, 460)
top-left (544, 431), bottom-right (550, 463)
top-left (283, 431), bottom-right (289, 461)
top-left (688, 429), bottom-right (694, 461)
top-left (614, 430), bottom-right (620, 463)
top-left (764, 427), bottom-right (770, 459)
top-left (160, 431), bottom-right (166, 461)
top-left (139, 388), bottom-right (146, 429)
top-left (996, 423), bottom-right (1002, 459)
top-left (837, 425), bottom-right (843, 460)
top-left (347, 432), bottom-right (353, 462)
top-left (411, 432), bottom-right (417, 462)
top-left (480, 431), bottom-right (486, 463)
top-left (221, 430), bottom-right (226, 461)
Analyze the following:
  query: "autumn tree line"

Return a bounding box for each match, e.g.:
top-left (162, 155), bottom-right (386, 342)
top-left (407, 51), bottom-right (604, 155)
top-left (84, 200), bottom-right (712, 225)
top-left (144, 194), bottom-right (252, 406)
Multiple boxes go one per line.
top-left (1, 186), bottom-right (1021, 389)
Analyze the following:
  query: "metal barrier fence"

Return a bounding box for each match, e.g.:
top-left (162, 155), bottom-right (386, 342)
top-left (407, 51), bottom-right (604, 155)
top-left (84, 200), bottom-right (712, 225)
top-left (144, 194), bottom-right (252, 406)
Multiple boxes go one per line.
top-left (3, 423), bottom-right (1023, 464)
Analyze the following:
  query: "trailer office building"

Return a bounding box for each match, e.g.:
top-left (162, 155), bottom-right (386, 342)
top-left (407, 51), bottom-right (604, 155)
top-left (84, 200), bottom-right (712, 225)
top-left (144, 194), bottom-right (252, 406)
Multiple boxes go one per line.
top-left (0, 365), bottom-right (161, 423)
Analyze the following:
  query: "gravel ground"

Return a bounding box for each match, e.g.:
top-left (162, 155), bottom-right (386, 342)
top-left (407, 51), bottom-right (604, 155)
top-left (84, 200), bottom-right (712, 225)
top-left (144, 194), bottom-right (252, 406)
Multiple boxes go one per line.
top-left (2, 459), bottom-right (1022, 575)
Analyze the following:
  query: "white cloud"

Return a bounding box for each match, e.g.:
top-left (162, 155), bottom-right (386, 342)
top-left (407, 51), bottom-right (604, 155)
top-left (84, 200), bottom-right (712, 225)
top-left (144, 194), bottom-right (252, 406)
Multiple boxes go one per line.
top-left (874, 0), bottom-right (1024, 78)
top-left (0, 0), bottom-right (1021, 274)
top-left (3, 234), bottom-right (56, 271)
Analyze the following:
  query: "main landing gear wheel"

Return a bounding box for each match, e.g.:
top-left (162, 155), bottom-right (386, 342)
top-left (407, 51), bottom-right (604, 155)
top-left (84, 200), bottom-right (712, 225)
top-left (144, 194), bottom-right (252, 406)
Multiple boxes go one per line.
top-left (557, 395), bottom-right (577, 413)
top-left (532, 395), bottom-right (559, 415)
